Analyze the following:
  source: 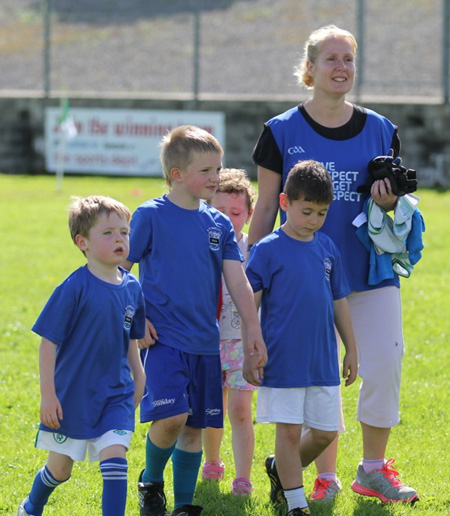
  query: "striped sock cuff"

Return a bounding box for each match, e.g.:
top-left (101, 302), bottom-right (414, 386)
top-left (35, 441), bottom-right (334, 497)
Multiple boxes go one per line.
top-left (41, 464), bottom-right (68, 487)
top-left (100, 457), bottom-right (128, 481)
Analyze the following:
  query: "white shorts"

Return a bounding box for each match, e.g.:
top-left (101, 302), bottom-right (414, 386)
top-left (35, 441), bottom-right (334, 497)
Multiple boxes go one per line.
top-left (35, 429), bottom-right (133, 462)
top-left (256, 385), bottom-right (340, 431)
top-left (347, 286), bottom-right (404, 427)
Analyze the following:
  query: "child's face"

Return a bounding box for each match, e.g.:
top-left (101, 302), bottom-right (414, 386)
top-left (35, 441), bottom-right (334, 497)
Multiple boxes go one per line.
top-left (176, 151), bottom-right (222, 202)
top-left (76, 212), bottom-right (130, 267)
top-left (280, 193), bottom-right (329, 241)
top-left (210, 191), bottom-right (252, 239)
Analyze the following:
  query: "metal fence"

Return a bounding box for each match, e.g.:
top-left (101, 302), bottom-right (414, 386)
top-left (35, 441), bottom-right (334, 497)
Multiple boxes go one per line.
top-left (1, 0), bottom-right (449, 102)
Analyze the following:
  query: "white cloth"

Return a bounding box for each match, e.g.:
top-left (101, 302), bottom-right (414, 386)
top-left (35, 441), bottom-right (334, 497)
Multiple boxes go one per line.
top-left (366, 194), bottom-right (419, 277)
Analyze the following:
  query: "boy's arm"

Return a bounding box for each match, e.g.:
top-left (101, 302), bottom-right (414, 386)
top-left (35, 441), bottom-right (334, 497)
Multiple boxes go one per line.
top-left (222, 260), bottom-right (267, 384)
top-left (333, 297), bottom-right (358, 387)
top-left (39, 337), bottom-right (63, 429)
top-left (127, 339), bottom-right (146, 408)
top-left (242, 290), bottom-right (265, 386)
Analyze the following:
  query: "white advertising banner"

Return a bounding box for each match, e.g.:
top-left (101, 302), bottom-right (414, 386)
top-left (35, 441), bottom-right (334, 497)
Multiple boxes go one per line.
top-left (45, 108), bottom-right (225, 176)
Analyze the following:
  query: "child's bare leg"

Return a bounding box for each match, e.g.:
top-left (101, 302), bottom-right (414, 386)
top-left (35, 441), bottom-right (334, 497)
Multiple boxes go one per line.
top-left (275, 423), bottom-right (303, 489)
top-left (202, 387), bottom-right (227, 465)
top-left (228, 389), bottom-right (254, 480)
top-left (313, 434), bottom-right (339, 473)
top-left (100, 444), bottom-right (127, 460)
top-left (177, 424), bottom-right (203, 453)
top-left (275, 423), bottom-right (310, 511)
top-left (299, 427), bottom-right (338, 468)
top-left (46, 451), bottom-right (74, 480)
top-left (202, 427), bottom-right (224, 464)
top-left (149, 412), bottom-right (188, 448)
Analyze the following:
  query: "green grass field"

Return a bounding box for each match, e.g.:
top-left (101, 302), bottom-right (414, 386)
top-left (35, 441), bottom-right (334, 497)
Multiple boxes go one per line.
top-left (0, 174), bottom-right (449, 515)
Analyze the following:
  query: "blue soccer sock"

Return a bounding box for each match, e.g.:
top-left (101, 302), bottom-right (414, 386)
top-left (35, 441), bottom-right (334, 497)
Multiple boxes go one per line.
top-left (142, 435), bottom-right (175, 483)
top-left (25, 464), bottom-right (68, 515)
top-left (100, 457), bottom-right (128, 516)
top-left (171, 448), bottom-right (202, 508)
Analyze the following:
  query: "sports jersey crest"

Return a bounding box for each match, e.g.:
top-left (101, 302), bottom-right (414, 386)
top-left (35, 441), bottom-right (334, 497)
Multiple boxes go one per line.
top-left (124, 305), bottom-right (136, 330)
top-left (207, 227), bottom-right (222, 251)
top-left (323, 257), bottom-right (332, 282)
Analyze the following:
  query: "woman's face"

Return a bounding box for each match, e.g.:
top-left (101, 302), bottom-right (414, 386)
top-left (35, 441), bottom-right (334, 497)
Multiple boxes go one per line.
top-left (307, 36), bottom-right (356, 96)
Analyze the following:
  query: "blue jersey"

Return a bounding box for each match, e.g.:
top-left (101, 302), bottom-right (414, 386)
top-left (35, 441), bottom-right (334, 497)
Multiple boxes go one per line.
top-left (246, 228), bottom-right (350, 388)
top-left (128, 195), bottom-right (243, 355)
top-left (32, 266), bottom-right (146, 439)
top-left (253, 104), bottom-right (400, 292)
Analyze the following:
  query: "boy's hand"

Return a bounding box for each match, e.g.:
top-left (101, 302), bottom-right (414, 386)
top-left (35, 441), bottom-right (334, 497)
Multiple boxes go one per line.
top-left (247, 328), bottom-right (268, 368)
top-left (138, 318), bottom-right (159, 349)
top-left (243, 350), bottom-right (265, 386)
top-left (342, 350), bottom-right (358, 387)
top-left (242, 327), bottom-right (267, 386)
top-left (40, 394), bottom-right (63, 430)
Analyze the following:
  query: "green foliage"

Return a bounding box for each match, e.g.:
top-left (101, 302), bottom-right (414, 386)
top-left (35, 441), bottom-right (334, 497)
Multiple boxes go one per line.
top-left (0, 174), bottom-right (448, 515)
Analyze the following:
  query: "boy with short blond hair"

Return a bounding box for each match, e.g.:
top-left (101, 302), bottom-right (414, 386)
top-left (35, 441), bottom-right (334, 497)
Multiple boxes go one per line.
top-left (123, 126), bottom-right (266, 516)
top-left (19, 196), bottom-right (146, 516)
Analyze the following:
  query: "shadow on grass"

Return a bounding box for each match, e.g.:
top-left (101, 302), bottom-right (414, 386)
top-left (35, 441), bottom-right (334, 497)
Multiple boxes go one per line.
top-left (352, 498), bottom-right (399, 515)
top-left (308, 499), bottom-right (338, 516)
top-left (194, 480), bottom-right (422, 515)
top-left (195, 479), bottom-right (284, 515)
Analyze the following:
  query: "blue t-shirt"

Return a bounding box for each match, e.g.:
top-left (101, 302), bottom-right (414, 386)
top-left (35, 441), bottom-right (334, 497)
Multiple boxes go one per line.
top-left (253, 104), bottom-right (400, 292)
top-left (128, 195), bottom-right (243, 355)
top-left (246, 228), bottom-right (350, 388)
top-left (32, 265), bottom-right (146, 439)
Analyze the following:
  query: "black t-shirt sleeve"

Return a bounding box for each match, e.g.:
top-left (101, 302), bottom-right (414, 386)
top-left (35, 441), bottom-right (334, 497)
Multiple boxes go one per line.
top-left (252, 124), bottom-right (283, 175)
top-left (391, 129), bottom-right (401, 157)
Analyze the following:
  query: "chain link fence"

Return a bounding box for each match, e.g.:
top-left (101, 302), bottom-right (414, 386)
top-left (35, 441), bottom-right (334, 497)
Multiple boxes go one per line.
top-left (1, 0), bottom-right (448, 102)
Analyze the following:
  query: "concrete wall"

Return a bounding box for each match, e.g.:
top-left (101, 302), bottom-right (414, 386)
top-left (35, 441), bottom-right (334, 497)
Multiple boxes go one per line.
top-left (1, 94), bottom-right (449, 187)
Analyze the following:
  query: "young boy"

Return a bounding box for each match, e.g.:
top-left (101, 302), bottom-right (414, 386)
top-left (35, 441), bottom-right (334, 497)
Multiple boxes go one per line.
top-left (202, 168), bottom-right (257, 496)
top-left (244, 160), bottom-right (358, 516)
top-left (123, 126), bottom-right (266, 516)
top-left (18, 196), bottom-right (146, 516)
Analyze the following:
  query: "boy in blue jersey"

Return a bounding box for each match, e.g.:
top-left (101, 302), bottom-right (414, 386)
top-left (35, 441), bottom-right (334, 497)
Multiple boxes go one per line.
top-left (123, 125), bottom-right (266, 516)
top-left (18, 196), bottom-right (146, 516)
top-left (245, 160), bottom-right (358, 516)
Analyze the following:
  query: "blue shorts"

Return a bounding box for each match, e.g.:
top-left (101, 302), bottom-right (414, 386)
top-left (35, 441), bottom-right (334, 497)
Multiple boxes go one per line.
top-left (140, 342), bottom-right (223, 429)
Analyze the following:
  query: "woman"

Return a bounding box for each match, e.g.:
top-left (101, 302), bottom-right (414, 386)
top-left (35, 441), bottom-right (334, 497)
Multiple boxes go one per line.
top-left (249, 25), bottom-right (418, 505)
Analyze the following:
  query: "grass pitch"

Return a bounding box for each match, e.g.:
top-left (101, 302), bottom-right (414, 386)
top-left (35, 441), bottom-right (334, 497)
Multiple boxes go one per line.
top-left (0, 174), bottom-right (449, 515)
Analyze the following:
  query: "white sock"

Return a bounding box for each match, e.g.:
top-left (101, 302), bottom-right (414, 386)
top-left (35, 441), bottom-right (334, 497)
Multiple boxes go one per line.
top-left (284, 486), bottom-right (308, 511)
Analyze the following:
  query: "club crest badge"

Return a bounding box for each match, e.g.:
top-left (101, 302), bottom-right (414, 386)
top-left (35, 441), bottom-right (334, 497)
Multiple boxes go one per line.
top-left (124, 305), bottom-right (135, 330)
top-left (207, 227), bottom-right (222, 251)
top-left (53, 433), bottom-right (68, 444)
top-left (323, 257), bottom-right (332, 282)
